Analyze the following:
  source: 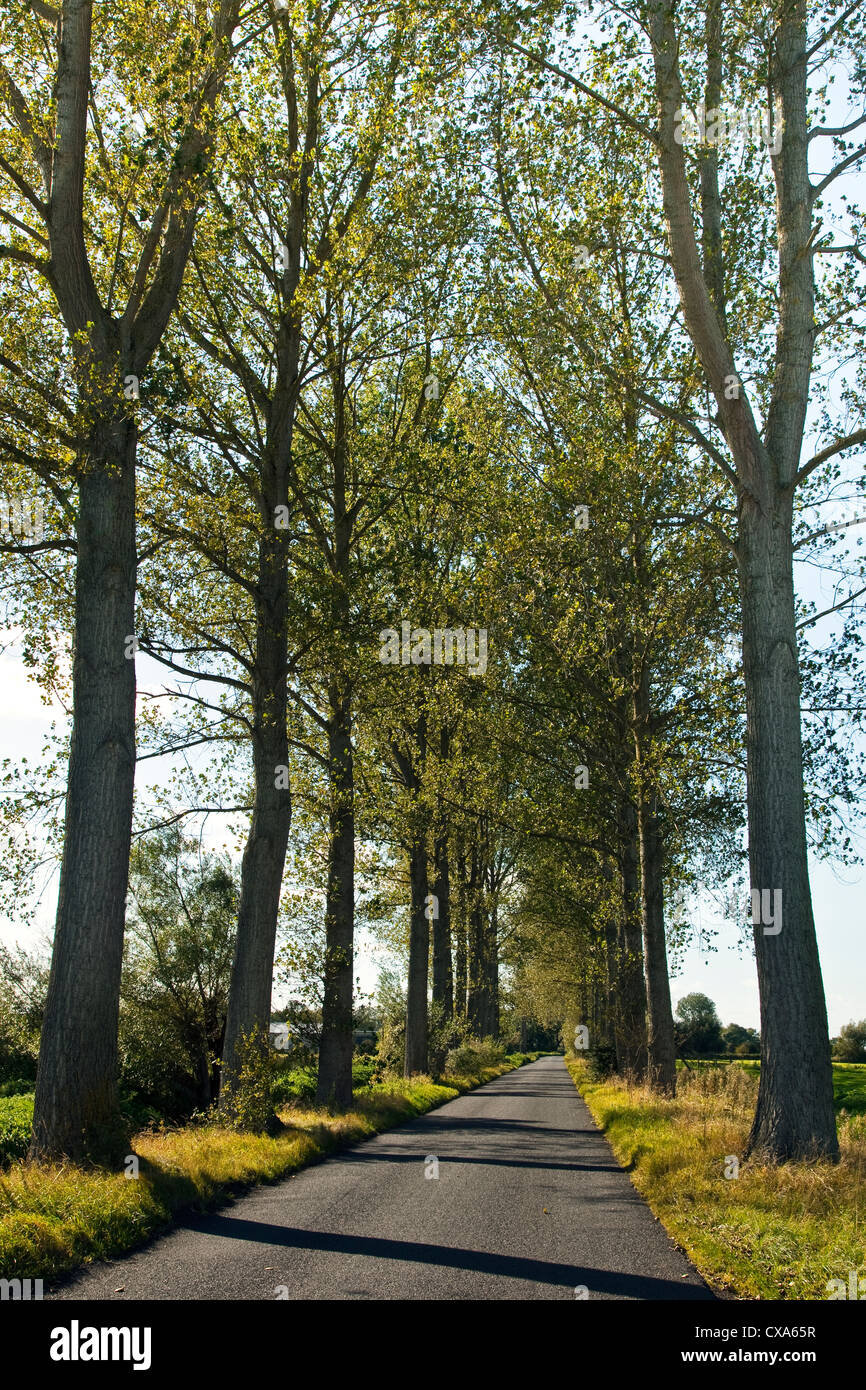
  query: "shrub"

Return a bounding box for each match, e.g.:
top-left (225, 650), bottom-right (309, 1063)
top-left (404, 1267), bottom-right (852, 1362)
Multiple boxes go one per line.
top-left (444, 1037), bottom-right (505, 1077)
top-left (220, 1029), bottom-right (277, 1133)
top-left (833, 1020), bottom-right (866, 1064)
top-left (586, 1045), bottom-right (617, 1080)
top-left (0, 1093), bottom-right (34, 1165)
top-left (0, 1079), bottom-right (36, 1098)
top-left (271, 1064), bottom-right (317, 1106)
top-left (428, 1005), bottom-right (471, 1075)
top-left (0, 1004), bottom-right (39, 1087)
top-left (374, 1017), bottom-right (406, 1079)
top-left (118, 1004), bottom-right (203, 1120)
top-left (351, 1056), bottom-right (377, 1089)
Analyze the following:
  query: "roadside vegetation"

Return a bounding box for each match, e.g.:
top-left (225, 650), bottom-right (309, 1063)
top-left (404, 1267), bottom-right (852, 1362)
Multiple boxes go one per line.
top-left (566, 1056), bottom-right (866, 1300)
top-left (0, 1051), bottom-right (541, 1282)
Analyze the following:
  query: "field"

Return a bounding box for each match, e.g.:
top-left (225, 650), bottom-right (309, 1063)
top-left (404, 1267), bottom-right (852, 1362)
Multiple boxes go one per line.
top-left (679, 1057), bottom-right (866, 1114)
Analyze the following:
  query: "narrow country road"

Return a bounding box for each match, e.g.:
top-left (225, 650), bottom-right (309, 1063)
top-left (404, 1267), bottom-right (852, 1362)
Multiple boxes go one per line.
top-left (49, 1057), bottom-right (714, 1301)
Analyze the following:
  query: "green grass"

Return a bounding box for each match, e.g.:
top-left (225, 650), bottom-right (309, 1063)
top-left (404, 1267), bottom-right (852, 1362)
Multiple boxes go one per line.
top-left (0, 1094), bottom-right (34, 1164)
top-left (0, 1053), bottom-right (539, 1281)
top-left (567, 1057), bottom-right (866, 1300)
top-left (831, 1063), bottom-right (866, 1115)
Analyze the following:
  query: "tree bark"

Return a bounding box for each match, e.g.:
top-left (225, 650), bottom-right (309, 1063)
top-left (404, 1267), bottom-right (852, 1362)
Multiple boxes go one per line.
top-left (613, 796), bottom-right (648, 1078)
top-left (454, 833), bottom-right (468, 1018)
top-left (741, 500), bottom-right (837, 1159)
top-left (466, 837), bottom-right (485, 1035)
top-left (316, 686), bottom-right (355, 1107)
top-left (483, 897), bottom-right (499, 1038)
top-left (431, 829), bottom-right (453, 1020)
top-left (404, 835), bottom-right (430, 1075)
top-left (30, 420), bottom-right (137, 1162)
top-left (219, 544), bottom-right (291, 1119)
top-left (636, 786), bottom-right (676, 1095)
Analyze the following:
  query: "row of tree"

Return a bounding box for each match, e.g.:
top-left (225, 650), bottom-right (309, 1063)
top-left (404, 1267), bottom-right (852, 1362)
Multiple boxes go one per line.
top-left (0, 0), bottom-right (864, 1164)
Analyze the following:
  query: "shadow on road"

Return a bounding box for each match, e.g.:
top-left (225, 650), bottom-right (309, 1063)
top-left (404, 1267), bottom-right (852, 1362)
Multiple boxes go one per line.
top-left (178, 1213), bottom-right (715, 1299)
top-left (340, 1150), bottom-right (622, 1176)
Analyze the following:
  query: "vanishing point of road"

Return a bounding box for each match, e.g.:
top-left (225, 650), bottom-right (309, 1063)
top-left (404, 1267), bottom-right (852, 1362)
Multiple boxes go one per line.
top-left (50, 1056), bottom-right (714, 1301)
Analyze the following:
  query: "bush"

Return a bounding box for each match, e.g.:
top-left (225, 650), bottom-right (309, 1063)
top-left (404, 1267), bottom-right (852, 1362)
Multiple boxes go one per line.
top-left (271, 1064), bottom-right (317, 1106)
top-left (428, 1005), bottom-right (471, 1075)
top-left (374, 1017), bottom-right (406, 1079)
top-left (0, 1078), bottom-right (36, 1098)
top-left (118, 1004), bottom-right (204, 1120)
top-left (833, 1020), bottom-right (866, 1064)
top-left (586, 1045), bottom-right (617, 1080)
top-left (220, 1029), bottom-right (277, 1133)
top-left (0, 1004), bottom-right (39, 1087)
top-left (351, 1056), bottom-right (377, 1089)
top-left (444, 1037), bottom-right (505, 1077)
top-left (0, 1093), bottom-right (34, 1165)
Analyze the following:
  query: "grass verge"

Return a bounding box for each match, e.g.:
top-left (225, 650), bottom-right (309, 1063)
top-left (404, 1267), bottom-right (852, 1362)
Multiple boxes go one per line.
top-left (566, 1057), bottom-right (866, 1300)
top-left (0, 1055), bottom-right (539, 1283)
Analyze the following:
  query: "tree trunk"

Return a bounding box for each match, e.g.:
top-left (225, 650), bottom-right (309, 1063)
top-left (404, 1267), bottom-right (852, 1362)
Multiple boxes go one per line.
top-left (195, 1040), bottom-right (212, 1109)
top-left (602, 910), bottom-right (619, 1055)
top-left (740, 500), bottom-right (837, 1159)
top-left (219, 546), bottom-right (290, 1120)
top-left (30, 420), bottom-right (137, 1163)
top-left (637, 787), bottom-right (676, 1095)
top-left (649, 0), bottom-right (837, 1157)
top-left (431, 830), bottom-right (453, 1019)
top-left (483, 899), bottom-right (499, 1039)
top-left (614, 797), bottom-right (648, 1078)
top-left (316, 687), bottom-right (355, 1108)
top-left (454, 835), bottom-right (468, 1018)
top-left (466, 839), bottom-right (485, 1035)
top-left (404, 836), bottom-right (430, 1075)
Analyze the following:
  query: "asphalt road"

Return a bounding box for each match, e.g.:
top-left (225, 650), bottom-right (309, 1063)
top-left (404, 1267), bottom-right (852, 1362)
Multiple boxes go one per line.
top-left (49, 1056), bottom-right (714, 1301)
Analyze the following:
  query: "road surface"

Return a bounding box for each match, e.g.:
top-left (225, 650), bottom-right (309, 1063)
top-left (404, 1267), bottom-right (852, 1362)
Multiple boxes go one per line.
top-left (49, 1056), bottom-right (714, 1301)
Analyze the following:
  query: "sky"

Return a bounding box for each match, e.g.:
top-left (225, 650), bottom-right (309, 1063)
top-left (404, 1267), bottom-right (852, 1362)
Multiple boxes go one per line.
top-left (670, 857), bottom-right (864, 1034)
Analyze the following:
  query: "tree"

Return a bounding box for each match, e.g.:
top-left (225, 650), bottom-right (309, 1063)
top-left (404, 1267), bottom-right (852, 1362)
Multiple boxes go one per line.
top-left (0, 0), bottom-right (244, 1160)
top-left (645, 0), bottom-right (843, 1161)
top-left (721, 1023), bottom-right (760, 1056)
top-left (481, 81), bottom-right (743, 1094)
top-left (137, 1), bottom-right (468, 1115)
top-left (675, 992), bottom-right (723, 1054)
top-left (121, 828), bottom-right (237, 1114)
top-left (492, 0), bottom-right (866, 1159)
top-left (832, 1020), bottom-right (866, 1063)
